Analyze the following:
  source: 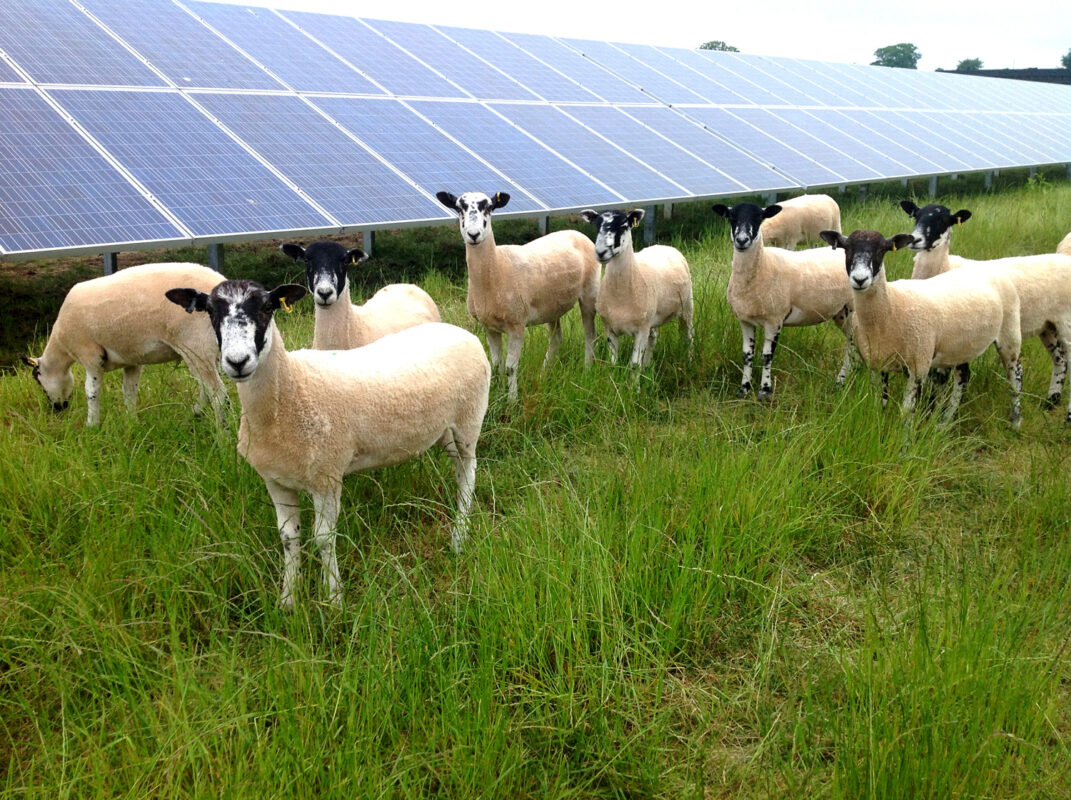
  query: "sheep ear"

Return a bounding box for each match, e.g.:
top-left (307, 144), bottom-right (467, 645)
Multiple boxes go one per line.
top-left (628, 209), bottom-right (645, 228)
top-left (435, 191), bottom-right (458, 211)
top-left (887, 233), bottom-right (916, 252)
top-left (819, 230), bottom-right (846, 250)
top-left (579, 209), bottom-right (599, 224)
top-left (763, 204), bottom-right (782, 219)
top-left (491, 192), bottom-right (510, 210)
top-left (346, 248), bottom-right (368, 265)
top-left (900, 200), bottom-right (920, 218)
top-left (20, 355), bottom-right (39, 368)
top-left (952, 209), bottom-right (971, 226)
top-left (165, 288), bottom-right (209, 314)
top-left (711, 204), bottom-right (731, 219)
top-left (280, 242), bottom-right (306, 261)
top-left (269, 284), bottom-right (307, 313)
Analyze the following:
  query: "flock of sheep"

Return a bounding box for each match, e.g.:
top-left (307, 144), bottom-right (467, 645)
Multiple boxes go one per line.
top-left (18, 190), bottom-right (1071, 607)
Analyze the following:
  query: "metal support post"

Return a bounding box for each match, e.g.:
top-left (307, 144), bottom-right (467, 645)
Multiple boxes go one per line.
top-left (984, 171), bottom-right (994, 189)
top-left (928, 176), bottom-right (938, 196)
top-left (103, 252), bottom-right (117, 275)
top-left (538, 216), bottom-right (549, 236)
top-left (207, 243), bottom-right (224, 272)
top-left (663, 203), bottom-right (673, 220)
top-left (900, 178), bottom-right (909, 188)
top-left (858, 183), bottom-right (869, 202)
top-left (643, 205), bottom-right (656, 245)
top-left (361, 229), bottom-right (374, 257)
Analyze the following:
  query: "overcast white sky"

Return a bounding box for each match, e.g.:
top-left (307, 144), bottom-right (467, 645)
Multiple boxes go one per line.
top-left (202, 0), bottom-right (1070, 72)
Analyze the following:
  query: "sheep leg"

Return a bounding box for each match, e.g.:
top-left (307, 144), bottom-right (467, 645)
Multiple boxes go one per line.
top-left (680, 302), bottom-right (694, 358)
top-left (1040, 324), bottom-right (1065, 408)
top-left (993, 343), bottom-right (1023, 429)
top-left (312, 485), bottom-right (343, 607)
top-left (901, 371), bottom-right (924, 419)
top-left (757, 323), bottom-right (782, 400)
top-left (183, 351), bottom-right (228, 423)
top-left (738, 321), bottom-right (756, 398)
top-left (443, 429), bottom-right (478, 554)
top-left (642, 328), bottom-right (658, 368)
top-left (832, 308), bottom-right (854, 385)
top-left (122, 365), bottom-right (143, 412)
top-left (630, 325), bottom-right (651, 372)
top-left (940, 363), bottom-right (970, 428)
top-left (606, 330), bottom-right (620, 365)
top-left (881, 372), bottom-right (890, 409)
top-left (543, 319), bottom-right (563, 369)
top-left (505, 329), bottom-right (524, 403)
top-left (579, 297), bottom-right (597, 368)
top-left (264, 478), bottom-right (302, 611)
top-left (485, 329), bottom-right (504, 375)
top-left (84, 368), bottom-right (103, 427)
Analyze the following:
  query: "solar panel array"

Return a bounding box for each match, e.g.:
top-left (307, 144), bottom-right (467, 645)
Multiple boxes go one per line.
top-left (1, 0), bottom-right (1070, 259)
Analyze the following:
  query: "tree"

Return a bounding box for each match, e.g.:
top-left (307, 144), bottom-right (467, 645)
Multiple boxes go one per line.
top-left (955, 58), bottom-right (983, 72)
top-left (1062, 48), bottom-right (1071, 69)
top-left (699, 40), bottom-right (739, 52)
top-left (871, 43), bottom-right (921, 69)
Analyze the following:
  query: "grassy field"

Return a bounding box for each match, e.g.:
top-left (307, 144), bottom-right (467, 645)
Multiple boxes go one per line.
top-left (2, 175), bottom-right (1071, 798)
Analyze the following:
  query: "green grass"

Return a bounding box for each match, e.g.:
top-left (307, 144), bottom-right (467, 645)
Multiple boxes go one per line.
top-left (2, 174), bottom-right (1071, 798)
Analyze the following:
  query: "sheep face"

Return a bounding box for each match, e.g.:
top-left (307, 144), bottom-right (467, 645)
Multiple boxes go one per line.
top-left (281, 241), bottom-right (367, 307)
top-left (899, 201), bottom-right (971, 251)
top-left (20, 355), bottom-right (72, 412)
top-left (166, 280), bottom-right (307, 382)
top-left (712, 202), bottom-right (781, 251)
top-left (436, 191), bottom-right (510, 246)
top-left (821, 230), bottom-right (916, 291)
top-left (580, 208), bottom-right (643, 263)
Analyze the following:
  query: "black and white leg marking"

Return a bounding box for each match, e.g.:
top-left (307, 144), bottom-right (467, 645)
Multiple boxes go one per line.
top-left (738, 321), bottom-right (756, 398)
top-left (758, 323), bottom-right (781, 400)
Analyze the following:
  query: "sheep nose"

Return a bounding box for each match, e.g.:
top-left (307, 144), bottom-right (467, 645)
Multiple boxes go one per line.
top-left (317, 288), bottom-right (333, 303)
top-left (226, 354), bottom-right (250, 373)
top-left (467, 231), bottom-right (480, 243)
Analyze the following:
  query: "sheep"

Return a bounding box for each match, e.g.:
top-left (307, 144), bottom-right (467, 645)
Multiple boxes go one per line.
top-left (579, 208), bottom-right (693, 371)
top-left (759, 193), bottom-right (841, 250)
top-left (280, 240), bottom-right (440, 351)
top-left (1057, 231), bottom-right (1071, 257)
top-left (712, 201), bottom-right (855, 400)
top-left (165, 279), bottom-right (491, 609)
top-left (901, 201), bottom-right (1071, 418)
top-left (21, 262), bottom-right (227, 427)
top-left (820, 229), bottom-right (1023, 427)
top-left (435, 190), bottom-right (600, 403)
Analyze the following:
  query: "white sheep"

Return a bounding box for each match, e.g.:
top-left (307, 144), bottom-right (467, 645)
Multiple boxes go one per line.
top-left (901, 201), bottom-right (1071, 418)
top-left (435, 190), bottom-right (600, 402)
top-left (1057, 231), bottom-right (1071, 257)
top-left (759, 193), bottom-right (841, 250)
top-left (165, 279), bottom-right (491, 609)
top-left (712, 202), bottom-right (855, 400)
top-left (579, 208), bottom-right (693, 370)
top-left (820, 229), bottom-right (1023, 427)
top-left (280, 240), bottom-right (440, 350)
top-left (21, 262), bottom-right (226, 427)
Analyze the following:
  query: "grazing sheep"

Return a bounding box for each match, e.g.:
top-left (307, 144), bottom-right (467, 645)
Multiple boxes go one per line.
top-left (165, 279), bottom-right (490, 609)
top-left (435, 190), bottom-right (600, 402)
top-left (820, 229), bottom-right (1023, 427)
top-left (580, 208), bottom-right (693, 371)
top-left (1058, 232), bottom-right (1071, 257)
top-left (760, 194), bottom-right (841, 250)
top-left (712, 202), bottom-right (854, 400)
top-left (280, 240), bottom-right (440, 351)
top-left (21, 262), bottom-right (226, 427)
top-left (901, 201), bottom-right (1071, 417)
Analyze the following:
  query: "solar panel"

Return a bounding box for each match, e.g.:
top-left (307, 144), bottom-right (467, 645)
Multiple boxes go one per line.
top-left (193, 92), bottom-right (448, 224)
top-left (408, 100), bottom-right (621, 208)
top-left (281, 11), bottom-right (461, 98)
top-left (79, 0), bottom-right (284, 90)
top-left (772, 108), bottom-right (912, 178)
top-left (808, 109), bottom-right (944, 174)
top-left (722, 54), bottom-right (828, 107)
top-left (186, 2), bottom-right (384, 95)
top-left (0, 58), bottom-right (26, 84)
top-left (0, 0), bottom-right (166, 87)
top-left (610, 43), bottom-right (750, 105)
top-left (560, 39), bottom-right (709, 105)
top-left (435, 26), bottom-right (601, 103)
top-left (854, 110), bottom-right (973, 172)
top-left (687, 49), bottom-right (790, 106)
top-left (51, 88), bottom-right (330, 236)
top-left (751, 56), bottom-right (856, 107)
top-left (890, 111), bottom-right (1000, 170)
top-left (0, 87), bottom-right (184, 254)
top-left (365, 19), bottom-right (538, 101)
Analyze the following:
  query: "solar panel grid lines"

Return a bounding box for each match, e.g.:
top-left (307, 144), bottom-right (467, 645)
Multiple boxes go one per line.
top-left (937, 110), bottom-right (1050, 166)
top-left (690, 49), bottom-right (793, 106)
top-left (560, 38), bottom-right (710, 105)
top-left (962, 112), bottom-right (1060, 165)
top-left (611, 43), bottom-right (751, 106)
top-left (771, 107), bottom-right (916, 179)
top-left (751, 56), bottom-right (858, 108)
top-left (808, 108), bottom-right (946, 175)
top-left (722, 53), bottom-right (832, 108)
top-left (853, 109), bottom-right (974, 173)
top-left (890, 110), bottom-right (1001, 170)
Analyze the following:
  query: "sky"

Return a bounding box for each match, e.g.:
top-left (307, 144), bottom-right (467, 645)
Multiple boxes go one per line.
top-left (202, 0), bottom-right (1070, 72)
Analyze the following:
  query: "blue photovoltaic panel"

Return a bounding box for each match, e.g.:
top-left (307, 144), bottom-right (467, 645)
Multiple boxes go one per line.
top-left (0, 88), bottom-right (183, 253)
top-left (0, 0), bottom-right (165, 87)
top-left (919, 111), bottom-right (1023, 167)
top-left (612, 43), bottom-right (750, 105)
top-left (772, 108), bottom-right (912, 178)
top-left (731, 108), bottom-right (881, 182)
top-left (407, 100), bottom-right (621, 208)
top-left (829, 63), bottom-right (916, 108)
top-left (186, 2), bottom-right (384, 95)
top-left (490, 103), bottom-right (685, 202)
top-left (193, 93), bottom-right (446, 224)
top-left (281, 11), bottom-right (461, 98)
top-left (1015, 114), bottom-right (1071, 153)
top-left (0, 58), bottom-right (25, 83)
top-left (961, 112), bottom-right (1059, 164)
top-left (51, 89), bottom-right (330, 236)
top-left (365, 19), bottom-right (537, 101)
top-left (888, 111), bottom-right (999, 170)
top-left (501, 33), bottom-right (650, 103)
top-left (809, 109), bottom-right (944, 174)
top-left (308, 96), bottom-right (543, 213)
top-left (436, 26), bottom-right (601, 103)
top-left (684, 49), bottom-right (789, 106)
top-left (620, 105), bottom-right (790, 191)
top-left (79, 0), bottom-right (284, 90)
top-left (561, 39), bottom-right (709, 105)
top-left (755, 57), bottom-right (856, 107)
top-left (722, 54), bottom-right (827, 107)
top-left (791, 60), bottom-right (877, 108)
top-left (563, 105), bottom-right (743, 196)
top-left (854, 110), bottom-right (972, 173)
top-left (933, 111), bottom-right (1039, 164)
top-left (684, 107), bottom-right (843, 186)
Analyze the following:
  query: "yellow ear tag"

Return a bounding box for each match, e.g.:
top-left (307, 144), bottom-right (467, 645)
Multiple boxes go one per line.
top-left (891, 243), bottom-right (897, 252)
top-left (956, 219), bottom-right (962, 226)
top-left (631, 219), bottom-right (639, 228)
top-left (279, 297), bottom-right (293, 313)
top-left (494, 193), bottom-right (501, 204)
